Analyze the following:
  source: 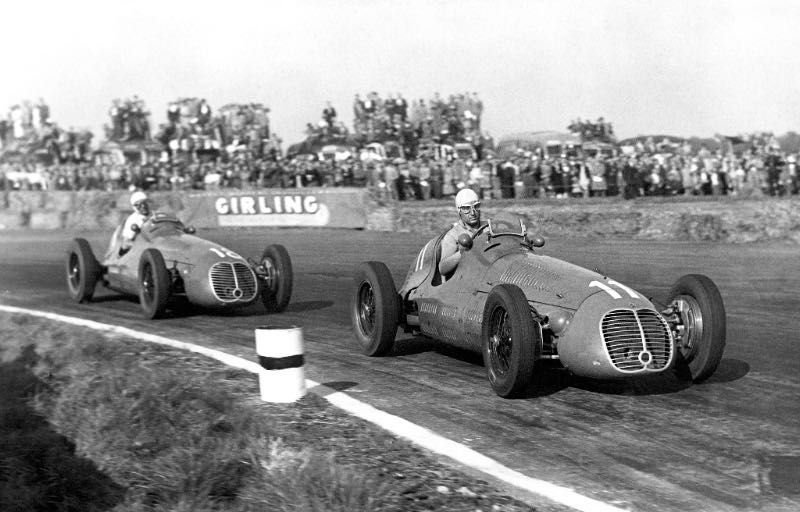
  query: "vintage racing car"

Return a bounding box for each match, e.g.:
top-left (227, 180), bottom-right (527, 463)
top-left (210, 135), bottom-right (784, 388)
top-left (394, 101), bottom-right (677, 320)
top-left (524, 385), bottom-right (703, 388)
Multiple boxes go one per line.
top-left (66, 211), bottom-right (293, 319)
top-left (351, 214), bottom-right (726, 397)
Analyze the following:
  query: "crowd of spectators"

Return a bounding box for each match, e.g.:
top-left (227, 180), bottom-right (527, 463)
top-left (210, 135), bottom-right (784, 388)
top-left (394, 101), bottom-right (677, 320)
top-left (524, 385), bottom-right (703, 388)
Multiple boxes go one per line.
top-left (2, 96), bottom-right (798, 200)
top-left (567, 117), bottom-right (615, 142)
top-left (154, 98), bottom-right (279, 161)
top-left (353, 91), bottom-right (483, 145)
top-left (1, 99), bottom-right (93, 164)
top-left (1, 99), bottom-right (50, 144)
top-left (301, 92), bottom-right (488, 160)
top-left (3, 131), bottom-right (797, 200)
top-left (107, 96), bottom-right (151, 141)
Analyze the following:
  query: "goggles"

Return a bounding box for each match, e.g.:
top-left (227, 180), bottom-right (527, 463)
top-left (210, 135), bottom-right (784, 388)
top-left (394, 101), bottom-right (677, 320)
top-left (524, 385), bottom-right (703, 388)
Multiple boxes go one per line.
top-left (458, 202), bottom-right (481, 214)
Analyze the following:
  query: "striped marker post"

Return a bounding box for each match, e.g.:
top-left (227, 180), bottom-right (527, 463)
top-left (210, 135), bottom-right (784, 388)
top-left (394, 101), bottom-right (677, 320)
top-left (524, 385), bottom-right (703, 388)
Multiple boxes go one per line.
top-left (255, 325), bottom-right (306, 402)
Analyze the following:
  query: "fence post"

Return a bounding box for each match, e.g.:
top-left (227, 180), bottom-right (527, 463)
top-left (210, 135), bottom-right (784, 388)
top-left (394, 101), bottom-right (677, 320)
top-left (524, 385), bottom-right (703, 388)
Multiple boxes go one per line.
top-left (254, 325), bottom-right (306, 403)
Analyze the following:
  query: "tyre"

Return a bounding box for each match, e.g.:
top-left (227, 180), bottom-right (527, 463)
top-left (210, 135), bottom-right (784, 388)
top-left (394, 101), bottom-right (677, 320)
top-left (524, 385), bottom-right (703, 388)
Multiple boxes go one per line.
top-left (138, 248), bottom-right (171, 319)
top-left (481, 284), bottom-right (540, 398)
top-left (667, 274), bottom-right (726, 382)
top-left (351, 261), bottom-right (399, 356)
top-left (66, 238), bottom-right (100, 303)
top-left (260, 244), bottom-right (293, 312)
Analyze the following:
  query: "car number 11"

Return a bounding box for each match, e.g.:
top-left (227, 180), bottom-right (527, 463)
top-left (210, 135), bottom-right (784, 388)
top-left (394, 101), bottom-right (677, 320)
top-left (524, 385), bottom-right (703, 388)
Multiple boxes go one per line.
top-left (209, 247), bottom-right (243, 259)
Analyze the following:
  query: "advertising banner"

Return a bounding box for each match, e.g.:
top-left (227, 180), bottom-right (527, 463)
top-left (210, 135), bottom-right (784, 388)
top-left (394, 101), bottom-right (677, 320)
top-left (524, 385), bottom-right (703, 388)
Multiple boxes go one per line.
top-left (182, 188), bottom-right (368, 229)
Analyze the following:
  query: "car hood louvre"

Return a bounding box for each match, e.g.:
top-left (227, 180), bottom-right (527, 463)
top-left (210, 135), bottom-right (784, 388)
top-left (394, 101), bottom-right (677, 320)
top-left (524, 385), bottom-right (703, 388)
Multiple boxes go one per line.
top-left (488, 253), bottom-right (606, 308)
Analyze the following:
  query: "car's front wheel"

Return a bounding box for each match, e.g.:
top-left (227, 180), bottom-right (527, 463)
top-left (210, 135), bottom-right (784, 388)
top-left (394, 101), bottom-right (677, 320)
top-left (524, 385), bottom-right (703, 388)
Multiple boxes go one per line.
top-left (667, 274), bottom-right (726, 382)
top-left (138, 248), bottom-right (171, 319)
top-left (351, 262), bottom-right (399, 356)
top-left (66, 238), bottom-right (100, 303)
top-left (482, 284), bottom-right (540, 398)
top-left (260, 244), bottom-right (293, 312)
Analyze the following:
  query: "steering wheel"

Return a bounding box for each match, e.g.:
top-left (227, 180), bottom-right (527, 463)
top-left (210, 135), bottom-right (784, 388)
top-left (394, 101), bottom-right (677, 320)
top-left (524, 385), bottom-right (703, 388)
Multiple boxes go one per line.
top-left (472, 223), bottom-right (489, 239)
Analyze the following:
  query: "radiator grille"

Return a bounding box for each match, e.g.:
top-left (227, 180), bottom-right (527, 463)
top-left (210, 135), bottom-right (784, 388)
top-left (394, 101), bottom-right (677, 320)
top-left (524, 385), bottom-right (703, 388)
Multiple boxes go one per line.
top-left (601, 309), bottom-right (672, 372)
top-left (209, 262), bottom-right (257, 302)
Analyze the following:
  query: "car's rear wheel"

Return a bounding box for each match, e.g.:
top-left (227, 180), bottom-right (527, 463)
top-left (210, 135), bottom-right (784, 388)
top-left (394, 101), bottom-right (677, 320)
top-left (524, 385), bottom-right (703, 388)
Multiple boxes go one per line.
top-left (667, 274), bottom-right (726, 382)
top-left (482, 284), bottom-right (539, 398)
top-left (260, 244), bottom-right (293, 312)
top-left (66, 238), bottom-right (100, 303)
top-left (351, 262), bottom-right (399, 356)
top-left (139, 248), bottom-right (170, 319)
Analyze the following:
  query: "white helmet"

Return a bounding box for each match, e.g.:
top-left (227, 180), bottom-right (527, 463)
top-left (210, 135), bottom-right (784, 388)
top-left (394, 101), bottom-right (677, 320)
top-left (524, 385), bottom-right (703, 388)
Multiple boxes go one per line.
top-left (455, 188), bottom-right (479, 208)
top-left (130, 191), bottom-right (148, 206)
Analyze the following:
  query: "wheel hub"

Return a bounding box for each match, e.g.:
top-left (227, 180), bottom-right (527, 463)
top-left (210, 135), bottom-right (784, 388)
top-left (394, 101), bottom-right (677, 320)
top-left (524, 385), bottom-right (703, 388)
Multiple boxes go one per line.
top-left (489, 307), bottom-right (512, 373)
top-left (261, 259), bottom-right (277, 289)
top-left (357, 283), bottom-right (376, 334)
top-left (672, 295), bottom-right (703, 356)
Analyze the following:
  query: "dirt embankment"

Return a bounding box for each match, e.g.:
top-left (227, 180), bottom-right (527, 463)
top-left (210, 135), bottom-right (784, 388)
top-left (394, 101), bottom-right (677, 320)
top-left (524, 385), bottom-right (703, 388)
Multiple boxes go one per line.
top-left (2, 190), bottom-right (799, 244)
top-left (368, 195), bottom-right (800, 244)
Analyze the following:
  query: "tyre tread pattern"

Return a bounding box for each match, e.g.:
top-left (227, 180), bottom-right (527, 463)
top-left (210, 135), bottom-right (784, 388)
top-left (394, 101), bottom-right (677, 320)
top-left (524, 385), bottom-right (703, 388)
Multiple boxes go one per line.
top-left (669, 273), bottom-right (726, 382)
top-left (351, 261), bottom-right (399, 357)
top-left (139, 248), bottom-right (171, 319)
top-left (261, 244), bottom-right (293, 312)
top-left (66, 238), bottom-right (99, 303)
top-left (481, 283), bottom-right (539, 397)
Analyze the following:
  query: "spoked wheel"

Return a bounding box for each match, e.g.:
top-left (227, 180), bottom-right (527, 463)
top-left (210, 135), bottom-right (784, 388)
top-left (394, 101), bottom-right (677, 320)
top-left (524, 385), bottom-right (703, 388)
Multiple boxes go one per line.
top-left (351, 262), bottom-right (399, 356)
top-left (138, 248), bottom-right (171, 319)
top-left (261, 244), bottom-right (293, 312)
top-left (667, 274), bottom-right (726, 382)
top-left (65, 238), bottom-right (100, 303)
top-left (482, 284), bottom-right (539, 398)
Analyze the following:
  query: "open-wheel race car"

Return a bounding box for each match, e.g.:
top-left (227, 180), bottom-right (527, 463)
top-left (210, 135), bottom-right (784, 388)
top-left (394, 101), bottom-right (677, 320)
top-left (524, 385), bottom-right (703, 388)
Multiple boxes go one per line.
top-left (351, 214), bottom-right (726, 397)
top-left (66, 212), bottom-right (293, 319)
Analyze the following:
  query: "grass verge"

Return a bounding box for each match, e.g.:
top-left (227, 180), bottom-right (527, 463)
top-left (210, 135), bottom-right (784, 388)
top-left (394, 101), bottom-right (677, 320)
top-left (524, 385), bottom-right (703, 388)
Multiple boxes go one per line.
top-left (0, 312), bottom-right (537, 511)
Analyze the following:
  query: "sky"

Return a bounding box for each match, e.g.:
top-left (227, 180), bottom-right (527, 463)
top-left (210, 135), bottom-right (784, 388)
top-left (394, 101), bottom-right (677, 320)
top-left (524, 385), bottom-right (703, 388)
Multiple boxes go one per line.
top-left (2, 0), bottom-right (799, 145)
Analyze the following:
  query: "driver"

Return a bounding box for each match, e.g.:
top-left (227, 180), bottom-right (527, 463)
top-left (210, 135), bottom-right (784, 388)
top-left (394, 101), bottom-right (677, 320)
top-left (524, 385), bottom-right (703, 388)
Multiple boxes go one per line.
top-left (438, 188), bottom-right (483, 278)
top-left (120, 190), bottom-right (152, 254)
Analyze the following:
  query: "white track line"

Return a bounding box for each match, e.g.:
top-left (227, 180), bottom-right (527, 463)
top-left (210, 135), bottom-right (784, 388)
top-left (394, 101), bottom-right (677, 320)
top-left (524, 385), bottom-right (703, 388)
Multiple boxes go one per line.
top-left (0, 304), bottom-right (626, 512)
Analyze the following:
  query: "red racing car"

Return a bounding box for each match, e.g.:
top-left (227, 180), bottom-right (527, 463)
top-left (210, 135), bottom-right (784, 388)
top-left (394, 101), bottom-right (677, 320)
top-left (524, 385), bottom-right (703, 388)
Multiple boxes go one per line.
top-left (351, 214), bottom-right (726, 397)
top-left (66, 212), bottom-right (292, 319)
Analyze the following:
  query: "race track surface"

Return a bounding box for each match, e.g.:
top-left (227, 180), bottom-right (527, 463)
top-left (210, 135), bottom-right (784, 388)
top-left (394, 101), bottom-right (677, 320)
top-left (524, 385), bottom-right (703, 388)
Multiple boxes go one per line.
top-left (2, 227), bottom-right (799, 512)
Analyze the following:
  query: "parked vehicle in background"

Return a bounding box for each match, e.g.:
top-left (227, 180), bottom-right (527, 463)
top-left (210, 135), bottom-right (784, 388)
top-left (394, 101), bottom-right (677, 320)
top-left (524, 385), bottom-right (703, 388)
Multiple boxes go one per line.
top-left (93, 140), bottom-right (166, 166)
top-left (582, 141), bottom-right (617, 159)
top-left (319, 144), bottom-right (357, 162)
top-left (360, 142), bottom-right (387, 162)
top-left (453, 142), bottom-right (478, 161)
top-left (417, 142), bottom-right (454, 162)
top-left (383, 140), bottom-right (406, 161)
top-left (496, 131), bottom-right (583, 159)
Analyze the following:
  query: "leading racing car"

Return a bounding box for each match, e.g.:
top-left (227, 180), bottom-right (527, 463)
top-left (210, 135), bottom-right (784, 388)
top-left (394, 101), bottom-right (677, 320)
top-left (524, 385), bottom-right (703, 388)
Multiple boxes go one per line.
top-left (66, 211), bottom-right (293, 319)
top-left (351, 214), bottom-right (726, 397)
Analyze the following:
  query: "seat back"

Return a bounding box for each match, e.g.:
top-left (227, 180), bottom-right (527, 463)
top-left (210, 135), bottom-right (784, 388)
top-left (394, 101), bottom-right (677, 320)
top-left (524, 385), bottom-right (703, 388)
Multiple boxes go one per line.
top-left (431, 241), bottom-right (444, 286)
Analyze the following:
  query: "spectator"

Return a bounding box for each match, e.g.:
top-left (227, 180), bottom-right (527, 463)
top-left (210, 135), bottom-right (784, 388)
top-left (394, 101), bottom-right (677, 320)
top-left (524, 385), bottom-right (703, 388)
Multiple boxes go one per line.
top-left (497, 160), bottom-right (516, 199)
top-left (786, 155), bottom-right (798, 195)
top-left (764, 146), bottom-right (784, 196)
top-left (322, 101), bottom-right (337, 128)
top-left (622, 157), bottom-right (641, 199)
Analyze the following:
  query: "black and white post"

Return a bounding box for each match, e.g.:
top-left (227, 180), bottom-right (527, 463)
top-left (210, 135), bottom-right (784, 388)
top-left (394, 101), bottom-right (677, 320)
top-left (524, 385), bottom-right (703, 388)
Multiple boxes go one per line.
top-left (255, 325), bottom-right (306, 402)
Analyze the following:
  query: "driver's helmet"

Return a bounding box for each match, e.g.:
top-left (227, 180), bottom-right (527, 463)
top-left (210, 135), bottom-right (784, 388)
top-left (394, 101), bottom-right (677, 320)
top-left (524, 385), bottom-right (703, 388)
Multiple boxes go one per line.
top-left (454, 188), bottom-right (479, 209)
top-left (130, 190), bottom-right (148, 206)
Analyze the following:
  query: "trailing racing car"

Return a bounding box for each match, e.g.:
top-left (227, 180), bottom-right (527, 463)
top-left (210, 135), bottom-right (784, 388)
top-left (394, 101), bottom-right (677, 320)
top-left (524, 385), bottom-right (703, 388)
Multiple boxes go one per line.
top-left (66, 211), bottom-right (293, 319)
top-left (351, 214), bottom-right (726, 397)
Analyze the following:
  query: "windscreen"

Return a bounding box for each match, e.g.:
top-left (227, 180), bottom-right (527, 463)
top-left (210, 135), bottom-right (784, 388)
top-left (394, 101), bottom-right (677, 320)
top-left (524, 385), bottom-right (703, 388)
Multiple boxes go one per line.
top-left (145, 212), bottom-right (185, 236)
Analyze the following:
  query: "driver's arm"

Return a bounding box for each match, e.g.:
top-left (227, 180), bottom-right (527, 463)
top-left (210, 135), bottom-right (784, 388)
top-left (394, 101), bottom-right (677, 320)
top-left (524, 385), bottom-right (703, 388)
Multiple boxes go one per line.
top-left (438, 231), bottom-right (461, 276)
top-left (121, 213), bottom-right (143, 244)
